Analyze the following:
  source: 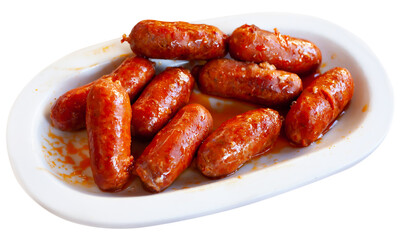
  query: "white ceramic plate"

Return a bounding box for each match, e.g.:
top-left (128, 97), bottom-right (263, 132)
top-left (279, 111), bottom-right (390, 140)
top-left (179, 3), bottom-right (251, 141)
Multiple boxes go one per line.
top-left (7, 13), bottom-right (393, 228)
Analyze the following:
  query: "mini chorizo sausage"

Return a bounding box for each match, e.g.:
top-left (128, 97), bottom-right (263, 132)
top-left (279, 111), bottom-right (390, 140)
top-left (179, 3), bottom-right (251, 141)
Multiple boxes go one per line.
top-left (196, 108), bottom-right (282, 178)
top-left (122, 20), bottom-right (228, 60)
top-left (131, 67), bottom-right (194, 139)
top-left (197, 58), bottom-right (302, 107)
top-left (135, 103), bottom-right (213, 192)
top-left (86, 77), bottom-right (133, 192)
top-left (110, 56), bottom-right (156, 101)
top-left (50, 56), bottom-right (155, 131)
top-left (228, 24), bottom-right (322, 75)
top-left (284, 67), bottom-right (354, 147)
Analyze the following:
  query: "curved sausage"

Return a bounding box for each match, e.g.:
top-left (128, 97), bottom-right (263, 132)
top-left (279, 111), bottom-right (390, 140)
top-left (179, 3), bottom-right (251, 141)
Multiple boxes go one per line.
top-left (110, 56), bottom-right (156, 101)
top-left (284, 67), bottom-right (354, 147)
top-left (86, 77), bottom-right (133, 192)
top-left (135, 103), bottom-right (213, 192)
top-left (197, 58), bottom-right (302, 107)
top-left (122, 20), bottom-right (228, 60)
top-left (50, 56), bottom-right (155, 131)
top-left (196, 108), bottom-right (282, 178)
top-left (131, 67), bottom-right (194, 139)
top-left (228, 24), bottom-right (322, 75)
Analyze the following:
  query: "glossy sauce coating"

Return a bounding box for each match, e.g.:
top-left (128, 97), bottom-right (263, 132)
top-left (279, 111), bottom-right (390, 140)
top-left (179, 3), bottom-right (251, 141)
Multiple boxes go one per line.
top-left (86, 77), bottom-right (133, 192)
top-left (110, 56), bottom-right (156, 101)
top-left (228, 24), bottom-right (322, 75)
top-left (284, 67), bottom-right (354, 147)
top-left (197, 58), bottom-right (302, 107)
top-left (135, 104), bottom-right (213, 192)
top-left (122, 20), bottom-right (228, 60)
top-left (131, 67), bottom-right (194, 139)
top-left (50, 56), bottom-right (155, 131)
top-left (196, 108), bottom-right (282, 178)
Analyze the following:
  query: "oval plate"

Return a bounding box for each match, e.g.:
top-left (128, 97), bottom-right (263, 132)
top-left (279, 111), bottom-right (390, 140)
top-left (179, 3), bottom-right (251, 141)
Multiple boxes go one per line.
top-left (7, 13), bottom-right (393, 228)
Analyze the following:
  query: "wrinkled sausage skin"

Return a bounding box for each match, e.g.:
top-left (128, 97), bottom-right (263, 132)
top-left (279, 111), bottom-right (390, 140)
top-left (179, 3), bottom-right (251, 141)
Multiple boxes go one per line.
top-left (122, 20), bottom-right (228, 60)
top-left (50, 56), bottom-right (155, 131)
top-left (197, 58), bottom-right (302, 107)
top-left (131, 67), bottom-right (194, 139)
top-left (228, 24), bottom-right (322, 75)
top-left (196, 108), bottom-right (282, 178)
top-left (284, 67), bottom-right (354, 147)
top-left (135, 104), bottom-right (213, 192)
top-left (86, 77), bottom-right (133, 192)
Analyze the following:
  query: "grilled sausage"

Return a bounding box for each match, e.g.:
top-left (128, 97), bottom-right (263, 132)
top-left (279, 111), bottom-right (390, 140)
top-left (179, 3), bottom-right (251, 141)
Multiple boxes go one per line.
top-left (135, 104), bottom-right (213, 192)
top-left (284, 67), bottom-right (354, 147)
top-left (131, 67), bottom-right (194, 139)
top-left (86, 77), bottom-right (133, 192)
top-left (197, 58), bottom-right (302, 107)
top-left (50, 56), bottom-right (155, 131)
top-left (122, 20), bottom-right (228, 60)
top-left (228, 24), bottom-right (322, 75)
top-left (196, 108), bottom-right (282, 178)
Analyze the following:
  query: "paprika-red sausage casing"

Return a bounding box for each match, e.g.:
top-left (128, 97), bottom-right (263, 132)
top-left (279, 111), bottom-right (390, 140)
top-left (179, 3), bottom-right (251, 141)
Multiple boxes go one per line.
top-left (197, 58), bottom-right (302, 107)
top-left (122, 20), bottom-right (228, 60)
top-left (50, 56), bottom-right (155, 131)
top-left (284, 67), bottom-right (354, 147)
top-left (228, 24), bottom-right (322, 75)
top-left (196, 108), bottom-right (282, 178)
top-left (86, 77), bottom-right (133, 192)
top-left (131, 67), bottom-right (194, 139)
top-left (135, 103), bottom-right (213, 192)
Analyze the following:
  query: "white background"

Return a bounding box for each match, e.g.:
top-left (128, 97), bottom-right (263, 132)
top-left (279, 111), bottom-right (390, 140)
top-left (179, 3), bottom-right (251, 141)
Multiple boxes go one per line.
top-left (1, 0), bottom-right (403, 239)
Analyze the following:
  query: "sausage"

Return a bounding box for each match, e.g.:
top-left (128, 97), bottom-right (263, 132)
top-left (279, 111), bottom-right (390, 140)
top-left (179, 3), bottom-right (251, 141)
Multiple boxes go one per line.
top-left (135, 103), bottom-right (213, 192)
top-left (196, 108), bottom-right (282, 178)
top-left (284, 67), bottom-right (354, 147)
top-left (121, 20), bottom-right (228, 60)
top-left (50, 56), bottom-right (155, 131)
top-left (110, 56), bottom-right (156, 101)
top-left (228, 24), bottom-right (322, 75)
top-left (131, 67), bottom-right (194, 139)
top-left (197, 58), bottom-right (302, 107)
top-left (50, 81), bottom-right (96, 131)
top-left (86, 77), bottom-right (133, 192)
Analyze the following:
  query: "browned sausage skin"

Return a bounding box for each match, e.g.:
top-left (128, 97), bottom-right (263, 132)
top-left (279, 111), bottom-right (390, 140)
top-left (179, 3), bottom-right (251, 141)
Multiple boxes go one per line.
top-left (50, 56), bottom-right (155, 131)
top-left (284, 67), bottom-right (354, 147)
top-left (110, 56), bottom-right (156, 102)
top-left (228, 24), bottom-right (322, 75)
top-left (50, 81), bottom-right (94, 131)
top-left (86, 77), bottom-right (133, 192)
top-left (196, 108), bottom-right (282, 178)
top-left (197, 58), bottom-right (302, 107)
top-left (122, 20), bottom-right (228, 60)
top-left (131, 67), bottom-right (194, 139)
top-left (135, 103), bottom-right (213, 192)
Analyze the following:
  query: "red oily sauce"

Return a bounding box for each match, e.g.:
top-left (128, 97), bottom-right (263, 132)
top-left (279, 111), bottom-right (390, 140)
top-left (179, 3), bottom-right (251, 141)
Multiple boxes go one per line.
top-left (188, 91), bottom-right (260, 130)
top-left (42, 127), bottom-right (92, 187)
